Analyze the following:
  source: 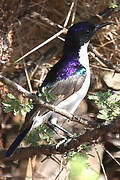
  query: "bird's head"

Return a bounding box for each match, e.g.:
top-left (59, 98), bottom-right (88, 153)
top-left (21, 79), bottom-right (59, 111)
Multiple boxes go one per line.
top-left (64, 21), bottom-right (113, 53)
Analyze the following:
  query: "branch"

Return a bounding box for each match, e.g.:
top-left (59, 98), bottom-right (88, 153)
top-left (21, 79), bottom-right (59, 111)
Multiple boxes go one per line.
top-left (88, 3), bottom-right (120, 24)
top-left (1, 75), bottom-right (120, 162)
top-left (89, 44), bottom-right (120, 73)
top-left (1, 116), bottom-right (120, 162)
top-left (0, 75), bottom-right (90, 126)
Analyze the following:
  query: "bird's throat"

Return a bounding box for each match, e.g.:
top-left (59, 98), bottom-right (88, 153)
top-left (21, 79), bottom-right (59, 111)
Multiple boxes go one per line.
top-left (78, 42), bottom-right (89, 69)
top-left (64, 42), bottom-right (89, 68)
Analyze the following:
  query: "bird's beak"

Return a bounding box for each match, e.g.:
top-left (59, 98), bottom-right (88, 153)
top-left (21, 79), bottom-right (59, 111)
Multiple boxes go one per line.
top-left (94, 22), bottom-right (114, 33)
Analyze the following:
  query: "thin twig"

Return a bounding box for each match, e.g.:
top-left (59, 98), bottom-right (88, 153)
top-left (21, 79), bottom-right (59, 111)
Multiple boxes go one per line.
top-left (94, 144), bottom-right (108, 180)
top-left (63, 0), bottom-right (75, 27)
top-left (91, 64), bottom-right (114, 72)
top-left (15, 21), bottom-right (33, 92)
top-left (23, 60), bottom-right (33, 93)
top-left (15, 0), bottom-right (76, 63)
top-left (71, 0), bottom-right (78, 25)
top-left (105, 149), bottom-right (120, 166)
top-left (89, 44), bottom-right (120, 73)
top-left (29, 12), bottom-right (63, 29)
top-left (15, 29), bottom-right (65, 63)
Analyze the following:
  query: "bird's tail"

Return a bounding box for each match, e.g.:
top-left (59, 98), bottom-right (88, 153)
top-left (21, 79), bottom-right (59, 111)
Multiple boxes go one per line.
top-left (6, 123), bottom-right (32, 157)
top-left (6, 104), bottom-right (40, 157)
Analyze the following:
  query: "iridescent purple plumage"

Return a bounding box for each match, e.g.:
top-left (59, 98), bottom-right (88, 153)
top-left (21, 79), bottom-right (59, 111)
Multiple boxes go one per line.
top-left (57, 57), bottom-right (85, 81)
top-left (40, 53), bottom-right (86, 90)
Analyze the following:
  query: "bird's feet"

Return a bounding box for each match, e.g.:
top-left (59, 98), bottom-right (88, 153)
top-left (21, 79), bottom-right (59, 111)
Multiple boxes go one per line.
top-left (56, 137), bottom-right (72, 149)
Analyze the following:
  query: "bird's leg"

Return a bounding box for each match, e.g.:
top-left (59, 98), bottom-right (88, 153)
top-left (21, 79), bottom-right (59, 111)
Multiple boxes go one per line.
top-left (46, 121), bottom-right (73, 149)
top-left (45, 122), bottom-right (67, 139)
top-left (51, 123), bottom-right (74, 138)
top-left (47, 117), bottom-right (74, 138)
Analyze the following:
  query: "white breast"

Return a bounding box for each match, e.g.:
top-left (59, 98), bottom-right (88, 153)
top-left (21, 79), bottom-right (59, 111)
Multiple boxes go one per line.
top-left (57, 42), bottom-right (90, 113)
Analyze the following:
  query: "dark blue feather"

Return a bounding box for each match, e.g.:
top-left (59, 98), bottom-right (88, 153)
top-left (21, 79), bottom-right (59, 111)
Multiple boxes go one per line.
top-left (6, 124), bottom-right (32, 157)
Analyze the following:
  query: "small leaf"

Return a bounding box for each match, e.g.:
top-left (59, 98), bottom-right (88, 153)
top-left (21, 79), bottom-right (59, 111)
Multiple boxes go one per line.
top-left (4, 106), bottom-right (13, 113)
top-left (7, 93), bottom-right (16, 100)
top-left (109, 0), bottom-right (118, 8)
top-left (26, 129), bottom-right (40, 146)
top-left (13, 109), bottom-right (19, 116)
top-left (21, 108), bottom-right (27, 116)
top-left (2, 94), bottom-right (33, 116)
top-left (25, 124), bottom-right (54, 146)
top-left (89, 90), bottom-right (120, 120)
top-left (2, 101), bottom-right (12, 107)
top-left (88, 94), bottom-right (98, 101)
top-left (42, 87), bottom-right (47, 94)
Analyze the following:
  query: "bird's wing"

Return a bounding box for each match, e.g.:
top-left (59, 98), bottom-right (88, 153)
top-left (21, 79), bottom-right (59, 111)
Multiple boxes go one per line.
top-left (48, 73), bottom-right (86, 105)
top-left (27, 72), bottom-right (87, 123)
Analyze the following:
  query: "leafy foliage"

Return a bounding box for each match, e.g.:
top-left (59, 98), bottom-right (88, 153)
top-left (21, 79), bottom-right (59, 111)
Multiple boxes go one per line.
top-left (68, 152), bottom-right (99, 180)
top-left (39, 87), bottom-right (56, 102)
top-left (80, 142), bottom-right (91, 151)
top-left (88, 90), bottom-right (120, 120)
top-left (109, 0), bottom-right (118, 8)
top-left (2, 93), bottom-right (33, 115)
top-left (2, 87), bottom-right (56, 115)
top-left (2, 92), bottom-right (55, 146)
top-left (2, 91), bottom-right (56, 146)
top-left (26, 124), bottom-right (54, 146)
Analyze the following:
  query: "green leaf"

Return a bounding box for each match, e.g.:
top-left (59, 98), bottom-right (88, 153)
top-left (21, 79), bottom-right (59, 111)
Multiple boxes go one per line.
top-left (41, 87), bottom-right (47, 94)
top-left (88, 90), bottom-right (120, 120)
top-left (88, 94), bottom-right (99, 101)
top-left (4, 106), bottom-right (13, 113)
top-left (7, 93), bottom-right (16, 99)
top-left (13, 108), bottom-right (19, 115)
top-left (26, 129), bottom-right (41, 146)
top-left (97, 113), bottom-right (108, 120)
top-left (109, 0), bottom-right (118, 8)
top-left (80, 143), bottom-right (91, 151)
top-left (2, 101), bottom-right (12, 107)
top-left (69, 153), bottom-right (99, 180)
top-left (39, 87), bottom-right (56, 102)
top-left (21, 102), bottom-right (34, 115)
top-left (25, 124), bottom-right (54, 146)
top-left (2, 94), bottom-right (34, 116)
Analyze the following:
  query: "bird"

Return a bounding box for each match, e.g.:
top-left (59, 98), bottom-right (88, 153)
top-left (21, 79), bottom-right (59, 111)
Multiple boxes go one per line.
top-left (6, 21), bottom-right (112, 157)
